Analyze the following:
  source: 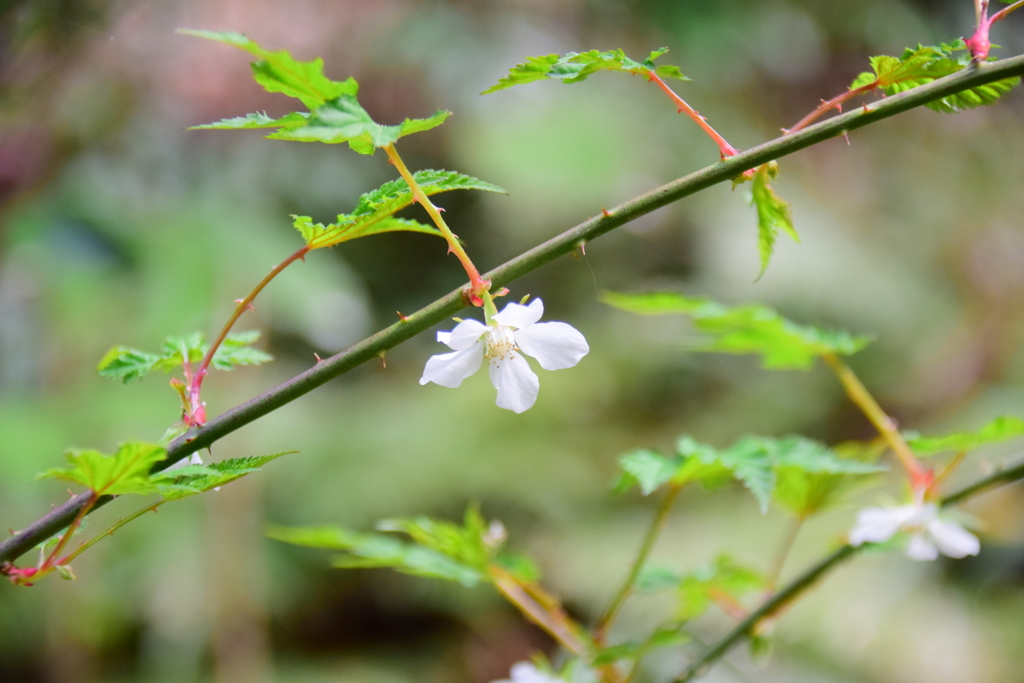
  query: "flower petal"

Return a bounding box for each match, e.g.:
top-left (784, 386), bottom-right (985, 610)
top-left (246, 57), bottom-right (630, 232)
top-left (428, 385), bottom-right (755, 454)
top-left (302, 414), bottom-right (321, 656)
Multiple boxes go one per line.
top-left (905, 532), bottom-right (939, 561)
top-left (444, 318), bottom-right (489, 350)
top-left (927, 519), bottom-right (980, 558)
top-left (420, 343), bottom-right (484, 388)
top-left (514, 322), bottom-right (589, 370)
top-left (849, 506), bottom-right (905, 546)
top-left (488, 351), bottom-right (539, 413)
top-left (493, 298), bottom-right (544, 329)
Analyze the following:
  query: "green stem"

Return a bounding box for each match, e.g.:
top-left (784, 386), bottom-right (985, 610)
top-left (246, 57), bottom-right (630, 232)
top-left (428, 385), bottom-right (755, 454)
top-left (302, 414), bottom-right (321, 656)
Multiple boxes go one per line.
top-left (59, 500), bottom-right (165, 566)
top-left (4, 53), bottom-right (1024, 566)
top-left (675, 458), bottom-right (1024, 681)
top-left (595, 483), bottom-right (682, 642)
top-left (823, 354), bottom-right (926, 483)
top-left (765, 516), bottom-right (804, 594)
top-left (383, 143), bottom-right (488, 298)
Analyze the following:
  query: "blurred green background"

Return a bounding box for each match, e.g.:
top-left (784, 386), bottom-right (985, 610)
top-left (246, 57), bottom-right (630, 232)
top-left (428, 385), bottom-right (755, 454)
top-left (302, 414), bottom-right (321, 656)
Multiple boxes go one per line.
top-left (2, 1), bottom-right (1024, 681)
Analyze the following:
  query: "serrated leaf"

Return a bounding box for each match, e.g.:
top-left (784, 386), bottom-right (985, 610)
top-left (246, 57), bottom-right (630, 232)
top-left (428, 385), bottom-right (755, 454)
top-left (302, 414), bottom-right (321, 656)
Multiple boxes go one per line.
top-left (603, 291), bottom-right (872, 370)
top-left (159, 452), bottom-right (294, 501)
top-left (96, 346), bottom-right (162, 383)
top-left (294, 170), bottom-right (505, 250)
top-left (268, 523), bottom-right (482, 586)
top-left (772, 438), bottom-right (885, 518)
top-left (617, 449), bottom-right (680, 495)
top-left (677, 555), bottom-right (763, 621)
top-left (377, 507), bottom-right (491, 572)
top-left (482, 47), bottom-right (688, 94)
top-left (180, 30), bottom-right (357, 109)
top-left (156, 332), bottom-right (206, 371)
top-left (750, 162), bottom-right (797, 279)
top-left (906, 416), bottom-right (1024, 456)
top-left (210, 330), bottom-right (273, 371)
top-left (38, 442), bottom-right (167, 496)
top-left (188, 111), bottom-right (310, 130)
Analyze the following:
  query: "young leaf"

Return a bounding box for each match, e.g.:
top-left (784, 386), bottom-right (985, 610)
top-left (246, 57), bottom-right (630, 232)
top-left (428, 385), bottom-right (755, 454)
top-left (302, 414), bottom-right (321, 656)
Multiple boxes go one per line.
top-left (293, 170), bottom-right (506, 250)
top-left (482, 47), bottom-right (689, 94)
top-left (748, 162), bottom-right (797, 279)
top-left (38, 442), bottom-right (167, 496)
top-left (157, 451), bottom-right (295, 500)
top-left (179, 30), bottom-right (356, 108)
top-left (183, 31), bottom-right (452, 153)
top-left (376, 506), bottom-right (491, 572)
top-left (906, 416), bottom-right (1024, 456)
top-left (210, 331), bottom-right (273, 371)
top-left (602, 291), bottom-right (872, 370)
top-left (267, 524), bottom-right (483, 587)
top-left (96, 347), bottom-right (163, 384)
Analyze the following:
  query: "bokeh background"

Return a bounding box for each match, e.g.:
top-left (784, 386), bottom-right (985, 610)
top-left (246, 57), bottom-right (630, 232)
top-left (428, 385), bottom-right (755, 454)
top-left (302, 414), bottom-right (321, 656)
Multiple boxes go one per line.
top-left (2, 1), bottom-right (1024, 681)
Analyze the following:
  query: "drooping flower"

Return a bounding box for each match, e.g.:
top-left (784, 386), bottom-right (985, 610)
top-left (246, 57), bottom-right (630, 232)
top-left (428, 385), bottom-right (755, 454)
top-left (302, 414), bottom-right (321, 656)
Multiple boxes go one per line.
top-left (420, 298), bottom-right (589, 413)
top-left (491, 662), bottom-right (566, 683)
top-left (849, 499), bottom-right (980, 561)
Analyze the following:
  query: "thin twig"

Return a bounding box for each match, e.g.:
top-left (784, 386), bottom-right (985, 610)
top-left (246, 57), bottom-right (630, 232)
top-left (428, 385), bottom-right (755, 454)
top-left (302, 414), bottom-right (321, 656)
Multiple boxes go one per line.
top-left (3, 53), bottom-right (1024, 567)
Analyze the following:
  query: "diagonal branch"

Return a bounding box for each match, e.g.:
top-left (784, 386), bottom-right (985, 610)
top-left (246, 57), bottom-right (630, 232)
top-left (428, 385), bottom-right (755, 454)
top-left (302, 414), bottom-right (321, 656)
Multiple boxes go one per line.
top-left (675, 458), bottom-right (1024, 682)
top-left (2, 54), bottom-right (1023, 567)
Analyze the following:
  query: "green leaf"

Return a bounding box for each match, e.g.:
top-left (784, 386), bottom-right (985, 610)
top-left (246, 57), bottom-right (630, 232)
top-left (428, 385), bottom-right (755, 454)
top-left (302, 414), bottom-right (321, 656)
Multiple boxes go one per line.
top-left (848, 42), bottom-right (1019, 113)
top-left (188, 111), bottom-right (310, 130)
top-left (377, 506), bottom-right (491, 572)
top-left (906, 416), bottom-right (1024, 455)
top-left (677, 555), bottom-right (763, 621)
top-left (155, 332), bottom-right (206, 372)
top-left (210, 330), bottom-right (273, 371)
top-left (636, 566), bottom-right (684, 593)
top-left (158, 452), bottom-right (294, 501)
top-left (482, 47), bottom-right (689, 94)
top-left (749, 162), bottom-right (797, 279)
top-left (294, 170), bottom-right (505, 249)
top-left (96, 346), bottom-right (162, 384)
top-left (38, 442), bottom-right (167, 496)
top-left (772, 439), bottom-right (885, 518)
top-left (603, 291), bottom-right (872, 370)
top-left (617, 449), bottom-right (680, 495)
top-left (268, 524), bottom-right (482, 587)
top-left (179, 30), bottom-right (357, 109)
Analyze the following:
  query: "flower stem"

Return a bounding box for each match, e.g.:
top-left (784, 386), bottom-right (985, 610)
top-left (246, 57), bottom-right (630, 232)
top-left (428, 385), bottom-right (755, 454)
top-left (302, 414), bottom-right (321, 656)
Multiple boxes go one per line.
top-left (645, 72), bottom-right (741, 158)
top-left (823, 354), bottom-right (927, 484)
top-left (383, 143), bottom-right (489, 300)
top-left (594, 483), bottom-right (682, 643)
top-left (187, 244), bottom-right (311, 423)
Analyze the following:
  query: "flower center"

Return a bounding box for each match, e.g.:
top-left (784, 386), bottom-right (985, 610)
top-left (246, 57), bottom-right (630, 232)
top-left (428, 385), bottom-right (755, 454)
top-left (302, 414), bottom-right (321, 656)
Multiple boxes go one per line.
top-left (484, 325), bottom-right (518, 366)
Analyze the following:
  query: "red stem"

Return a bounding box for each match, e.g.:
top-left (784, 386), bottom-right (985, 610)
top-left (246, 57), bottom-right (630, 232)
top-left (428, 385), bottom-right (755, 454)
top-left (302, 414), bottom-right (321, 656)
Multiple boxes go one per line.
top-left (187, 244), bottom-right (311, 423)
top-left (645, 72), bottom-right (741, 158)
top-left (991, 0), bottom-right (1024, 23)
top-left (786, 82), bottom-right (878, 135)
top-left (42, 491), bottom-right (98, 570)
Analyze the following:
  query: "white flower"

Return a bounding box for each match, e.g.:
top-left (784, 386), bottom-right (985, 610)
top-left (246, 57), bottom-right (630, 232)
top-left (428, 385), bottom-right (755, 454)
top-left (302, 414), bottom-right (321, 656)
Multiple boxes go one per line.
top-left (849, 500), bottom-right (980, 561)
top-left (492, 662), bottom-right (565, 683)
top-left (420, 298), bottom-right (589, 413)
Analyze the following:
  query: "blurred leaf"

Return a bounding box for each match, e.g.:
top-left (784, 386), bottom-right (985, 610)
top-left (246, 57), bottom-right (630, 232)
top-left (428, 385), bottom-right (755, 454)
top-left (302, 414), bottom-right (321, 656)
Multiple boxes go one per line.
top-left (616, 449), bottom-right (680, 495)
top-left (603, 291), bottom-right (872, 370)
top-left (211, 331), bottom-right (273, 371)
top-left (493, 552), bottom-right (542, 584)
top-left (96, 347), bottom-right (162, 383)
top-left (158, 452), bottom-right (294, 501)
top-left (849, 41), bottom-right (1019, 113)
top-left (677, 555), bottom-right (763, 621)
top-left (180, 30), bottom-right (356, 108)
top-left (773, 439), bottom-right (885, 518)
top-left (749, 633), bottom-right (775, 667)
top-left (591, 627), bottom-right (688, 666)
top-left (377, 505), bottom-right (491, 572)
top-left (748, 162), bottom-right (797, 279)
top-left (906, 416), bottom-right (1024, 455)
top-left (482, 47), bottom-right (688, 94)
top-left (636, 566), bottom-right (684, 593)
top-left (268, 524), bottom-right (483, 587)
top-left (294, 170), bottom-right (505, 249)
top-left (38, 442), bottom-right (166, 496)
top-left (188, 111), bottom-right (311, 130)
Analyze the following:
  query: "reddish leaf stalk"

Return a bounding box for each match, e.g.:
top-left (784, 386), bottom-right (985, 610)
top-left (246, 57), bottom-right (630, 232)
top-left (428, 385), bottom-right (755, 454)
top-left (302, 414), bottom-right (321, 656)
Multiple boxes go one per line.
top-left (786, 82), bottom-right (878, 135)
top-left (186, 244), bottom-right (311, 424)
top-left (645, 72), bottom-right (742, 159)
top-left (383, 143), bottom-right (489, 302)
top-left (968, 0), bottom-right (1024, 61)
top-left (4, 491), bottom-right (98, 585)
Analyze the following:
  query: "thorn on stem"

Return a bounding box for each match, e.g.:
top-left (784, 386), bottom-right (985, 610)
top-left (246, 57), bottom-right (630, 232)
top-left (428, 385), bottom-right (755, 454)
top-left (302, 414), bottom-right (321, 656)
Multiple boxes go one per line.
top-left (397, 311), bottom-right (410, 322)
top-left (843, 132), bottom-right (851, 145)
top-left (379, 354), bottom-right (386, 368)
top-left (8, 529), bottom-right (15, 536)
top-left (313, 353), bottom-right (322, 363)
top-left (601, 208), bottom-right (613, 217)
top-left (862, 104), bottom-right (870, 113)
